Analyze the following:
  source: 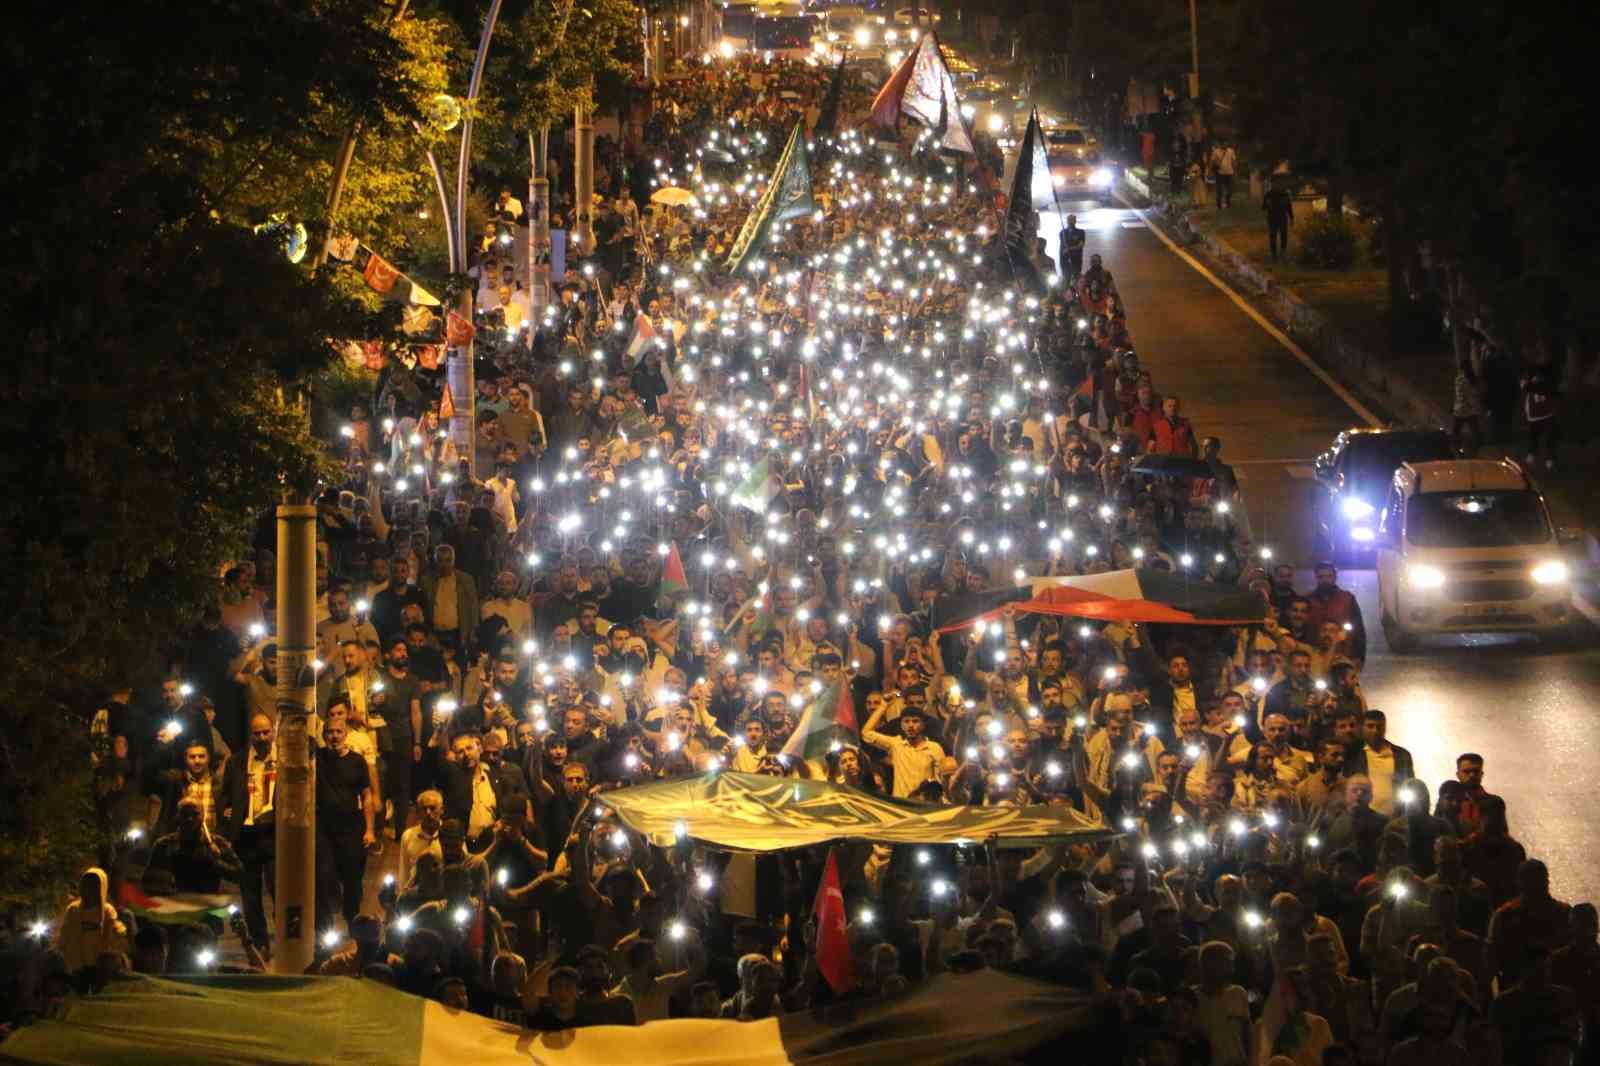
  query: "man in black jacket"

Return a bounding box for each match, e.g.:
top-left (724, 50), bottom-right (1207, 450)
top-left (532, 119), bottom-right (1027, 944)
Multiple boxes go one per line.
top-left (1263, 178), bottom-right (1294, 260)
top-left (436, 730), bottom-right (517, 850)
top-left (220, 713), bottom-right (277, 946)
top-left (1343, 709), bottom-right (1414, 817)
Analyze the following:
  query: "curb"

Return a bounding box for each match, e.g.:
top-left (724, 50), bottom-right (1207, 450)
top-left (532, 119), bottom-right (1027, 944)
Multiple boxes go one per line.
top-left (1125, 180), bottom-right (1451, 429)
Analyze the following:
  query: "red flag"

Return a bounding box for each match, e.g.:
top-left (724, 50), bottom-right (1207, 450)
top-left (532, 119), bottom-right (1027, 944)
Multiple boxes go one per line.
top-left (446, 310), bottom-right (476, 346)
top-left (869, 45), bottom-right (917, 131)
top-left (660, 542), bottom-right (688, 595)
top-left (831, 678), bottom-right (857, 733)
top-left (439, 382), bottom-right (455, 420)
top-left (415, 343), bottom-right (442, 370)
top-left (812, 847), bottom-right (854, 995)
top-left (360, 340), bottom-right (386, 371)
top-left (363, 253), bottom-right (401, 294)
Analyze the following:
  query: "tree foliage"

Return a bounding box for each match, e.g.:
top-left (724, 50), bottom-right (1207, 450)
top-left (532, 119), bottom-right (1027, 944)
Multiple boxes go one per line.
top-left (0, 0), bottom-right (423, 907)
top-left (1212, 0), bottom-right (1600, 351)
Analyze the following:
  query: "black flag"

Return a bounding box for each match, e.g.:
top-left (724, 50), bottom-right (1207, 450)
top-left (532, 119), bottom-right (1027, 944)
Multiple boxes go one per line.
top-left (815, 55), bottom-right (847, 140)
top-left (1001, 110), bottom-right (1047, 292)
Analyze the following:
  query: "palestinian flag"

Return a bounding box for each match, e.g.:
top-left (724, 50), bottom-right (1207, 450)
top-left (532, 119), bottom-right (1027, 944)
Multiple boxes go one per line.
top-left (933, 568), bottom-right (1271, 633)
top-left (625, 311), bottom-right (657, 359)
top-left (115, 883), bottom-right (235, 926)
top-left (726, 120), bottom-right (814, 276)
top-left (1, 968), bottom-right (1104, 1065)
top-left (659, 542), bottom-right (688, 597)
top-left (782, 680), bottom-right (859, 764)
top-left (730, 457), bottom-right (782, 514)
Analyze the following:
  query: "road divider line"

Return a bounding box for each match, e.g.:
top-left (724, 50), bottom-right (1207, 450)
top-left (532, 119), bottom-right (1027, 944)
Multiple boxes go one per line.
top-left (1116, 194), bottom-right (1383, 429)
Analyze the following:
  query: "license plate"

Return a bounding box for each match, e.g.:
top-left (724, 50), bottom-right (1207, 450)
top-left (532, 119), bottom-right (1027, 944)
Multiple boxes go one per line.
top-left (1465, 603), bottom-right (1514, 616)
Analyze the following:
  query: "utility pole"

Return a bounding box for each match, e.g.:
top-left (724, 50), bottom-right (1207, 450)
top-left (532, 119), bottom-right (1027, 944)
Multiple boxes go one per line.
top-left (272, 503), bottom-right (318, 974)
top-left (1187, 0), bottom-right (1200, 100)
top-left (573, 103), bottom-right (596, 253)
top-left (528, 127), bottom-right (551, 340)
top-left (448, 0), bottom-right (506, 477)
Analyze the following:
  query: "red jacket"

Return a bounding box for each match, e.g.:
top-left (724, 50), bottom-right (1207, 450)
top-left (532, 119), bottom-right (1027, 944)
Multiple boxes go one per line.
top-left (1149, 415), bottom-right (1197, 457)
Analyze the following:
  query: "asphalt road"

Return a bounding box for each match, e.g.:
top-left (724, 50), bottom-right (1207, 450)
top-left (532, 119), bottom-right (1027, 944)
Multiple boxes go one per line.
top-left (1055, 198), bottom-right (1600, 906)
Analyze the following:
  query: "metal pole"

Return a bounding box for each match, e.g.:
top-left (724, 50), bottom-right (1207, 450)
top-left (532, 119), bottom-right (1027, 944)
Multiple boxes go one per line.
top-left (313, 0), bottom-right (413, 270)
top-left (529, 127), bottom-right (552, 334)
top-left (573, 103), bottom-right (596, 253)
top-left (272, 503), bottom-right (318, 974)
top-left (449, 0), bottom-right (505, 478)
top-left (1187, 0), bottom-right (1200, 99)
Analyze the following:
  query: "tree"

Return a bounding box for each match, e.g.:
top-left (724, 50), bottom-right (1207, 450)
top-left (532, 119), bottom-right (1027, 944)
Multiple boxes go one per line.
top-left (0, 0), bottom-right (420, 908)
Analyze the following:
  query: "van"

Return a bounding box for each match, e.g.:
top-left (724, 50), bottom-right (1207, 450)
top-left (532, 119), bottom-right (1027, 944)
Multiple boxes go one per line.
top-left (1374, 458), bottom-right (1575, 649)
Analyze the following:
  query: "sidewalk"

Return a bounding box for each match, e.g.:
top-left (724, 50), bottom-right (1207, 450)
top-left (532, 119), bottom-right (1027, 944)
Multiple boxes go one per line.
top-left (1121, 165), bottom-right (1600, 615)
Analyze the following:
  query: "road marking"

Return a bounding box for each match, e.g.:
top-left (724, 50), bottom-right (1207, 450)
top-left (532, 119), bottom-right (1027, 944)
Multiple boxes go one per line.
top-left (1115, 194), bottom-right (1383, 429)
top-left (1284, 465), bottom-right (1315, 479)
top-left (1119, 220), bottom-right (1148, 229)
top-left (1231, 458), bottom-right (1312, 466)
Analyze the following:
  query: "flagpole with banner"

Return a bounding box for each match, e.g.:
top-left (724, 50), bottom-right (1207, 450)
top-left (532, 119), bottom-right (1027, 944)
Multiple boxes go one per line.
top-left (725, 120), bottom-right (815, 277)
top-left (1001, 109), bottom-right (1050, 293)
top-left (813, 847), bottom-right (855, 995)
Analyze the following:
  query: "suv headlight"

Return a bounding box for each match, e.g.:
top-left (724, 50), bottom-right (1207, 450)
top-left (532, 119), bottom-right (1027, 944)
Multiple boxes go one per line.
top-left (1340, 497), bottom-right (1375, 521)
top-left (1406, 564), bottom-right (1446, 589)
top-left (1090, 168), bottom-right (1113, 187)
top-left (1531, 560), bottom-right (1570, 585)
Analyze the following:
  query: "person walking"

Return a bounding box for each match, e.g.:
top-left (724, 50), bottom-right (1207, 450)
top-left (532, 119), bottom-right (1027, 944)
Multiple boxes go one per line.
top-left (1057, 214), bottom-right (1086, 281)
top-left (1263, 179), bottom-right (1294, 261)
top-left (1520, 358), bottom-right (1561, 471)
top-left (1211, 141), bottom-right (1237, 209)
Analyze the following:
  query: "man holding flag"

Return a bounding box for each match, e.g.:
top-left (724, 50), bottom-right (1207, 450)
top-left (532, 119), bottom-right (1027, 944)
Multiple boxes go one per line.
top-left (782, 667), bottom-right (859, 778)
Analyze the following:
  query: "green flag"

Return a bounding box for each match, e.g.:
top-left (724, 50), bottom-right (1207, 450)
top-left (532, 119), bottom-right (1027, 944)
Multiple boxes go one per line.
top-left (726, 120), bottom-right (814, 276)
top-left (730, 456), bottom-right (781, 513)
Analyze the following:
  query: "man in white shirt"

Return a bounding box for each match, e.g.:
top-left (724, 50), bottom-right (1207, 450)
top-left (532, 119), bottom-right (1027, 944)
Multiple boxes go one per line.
top-left (398, 789), bottom-right (444, 890)
top-left (730, 716), bottom-right (770, 774)
top-left (861, 704), bottom-right (945, 798)
top-left (1210, 141), bottom-right (1237, 209)
top-left (481, 570), bottom-right (532, 639)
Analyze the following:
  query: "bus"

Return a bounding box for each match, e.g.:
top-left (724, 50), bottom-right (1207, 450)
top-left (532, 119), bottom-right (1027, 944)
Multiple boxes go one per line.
top-left (721, 2), bottom-right (759, 46)
top-left (752, 10), bottom-right (817, 55)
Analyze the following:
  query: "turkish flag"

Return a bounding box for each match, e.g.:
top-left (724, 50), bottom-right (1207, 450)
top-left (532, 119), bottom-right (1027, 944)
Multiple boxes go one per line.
top-left (363, 253), bottom-right (401, 294)
top-left (812, 847), bottom-right (854, 995)
top-left (446, 310), bottom-right (476, 347)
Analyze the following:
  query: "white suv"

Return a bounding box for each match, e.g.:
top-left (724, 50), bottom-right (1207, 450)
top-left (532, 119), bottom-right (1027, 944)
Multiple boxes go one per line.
top-left (1375, 458), bottom-right (1575, 649)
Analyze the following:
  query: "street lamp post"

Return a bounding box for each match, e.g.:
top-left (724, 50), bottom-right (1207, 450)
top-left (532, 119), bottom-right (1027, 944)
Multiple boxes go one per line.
top-left (271, 504), bottom-right (318, 974)
top-left (446, 0), bottom-right (506, 478)
top-left (1187, 0), bottom-right (1200, 100)
top-left (574, 103), bottom-right (596, 252)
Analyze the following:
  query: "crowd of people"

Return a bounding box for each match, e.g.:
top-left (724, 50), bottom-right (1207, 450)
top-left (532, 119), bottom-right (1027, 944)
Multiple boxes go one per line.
top-left (7, 54), bottom-right (1595, 1066)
